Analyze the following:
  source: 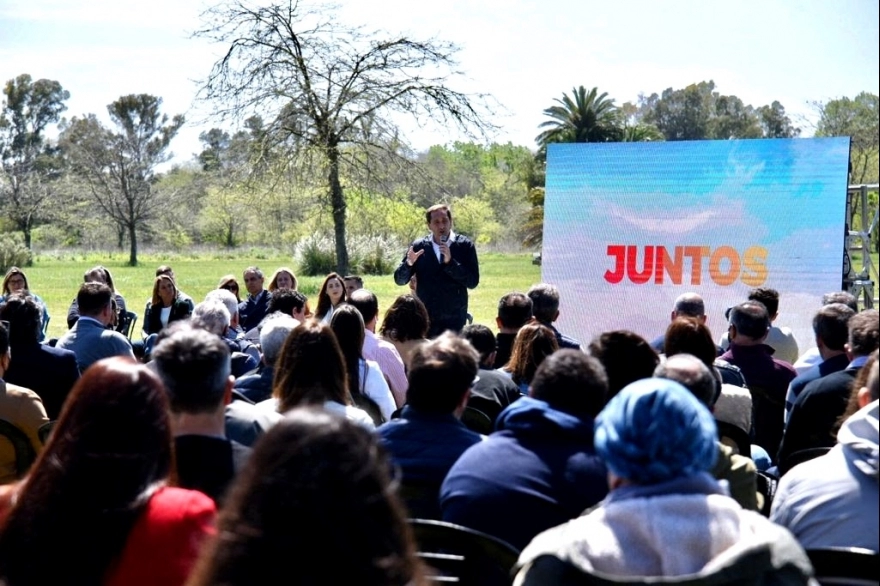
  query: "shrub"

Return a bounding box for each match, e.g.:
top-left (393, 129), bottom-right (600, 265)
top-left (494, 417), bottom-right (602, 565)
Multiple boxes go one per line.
top-left (0, 234), bottom-right (33, 272)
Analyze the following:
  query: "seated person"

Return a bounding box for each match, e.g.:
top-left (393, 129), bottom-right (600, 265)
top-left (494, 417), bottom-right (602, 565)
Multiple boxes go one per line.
top-left (515, 378), bottom-right (814, 584)
top-left (771, 353), bottom-right (878, 552)
top-left (1, 267), bottom-right (49, 342)
top-left (67, 265), bottom-right (128, 333)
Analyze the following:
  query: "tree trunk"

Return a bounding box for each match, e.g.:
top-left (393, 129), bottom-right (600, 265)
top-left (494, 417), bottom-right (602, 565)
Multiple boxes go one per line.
top-left (22, 225), bottom-right (32, 250)
top-left (128, 222), bottom-right (138, 266)
top-left (117, 224), bottom-right (125, 250)
top-left (327, 145), bottom-right (349, 275)
top-left (225, 220), bottom-right (235, 248)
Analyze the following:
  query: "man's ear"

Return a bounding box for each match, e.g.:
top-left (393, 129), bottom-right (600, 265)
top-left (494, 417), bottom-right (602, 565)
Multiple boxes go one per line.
top-left (223, 376), bottom-right (234, 406)
top-left (857, 386), bottom-right (872, 409)
top-left (487, 350), bottom-right (497, 368)
top-left (553, 309), bottom-right (560, 322)
top-left (495, 316), bottom-right (503, 330)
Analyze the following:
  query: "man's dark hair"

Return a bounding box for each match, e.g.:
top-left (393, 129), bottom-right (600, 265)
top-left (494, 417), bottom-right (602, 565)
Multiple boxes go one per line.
top-left (460, 323), bottom-right (496, 365)
top-left (748, 287), bottom-right (780, 317)
top-left (0, 321), bottom-right (8, 356)
top-left (348, 289), bottom-right (379, 324)
top-left (813, 303), bottom-right (855, 352)
top-left (497, 292), bottom-right (533, 329)
top-left (268, 289), bottom-right (307, 315)
top-left (729, 301), bottom-right (770, 340)
top-left (425, 203), bottom-right (452, 224)
top-left (527, 283), bottom-right (561, 324)
top-left (152, 327), bottom-right (231, 414)
top-left (407, 332), bottom-right (478, 413)
top-left (155, 265), bottom-right (174, 277)
top-left (848, 309), bottom-right (880, 357)
top-left (0, 294), bottom-right (42, 346)
top-left (822, 291), bottom-right (859, 312)
top-left (243, 266), bottom-right (264, 279)
top-left (77, 282), bottom-right (113, 317)
top-left (588, 330), bottom-right (659, 398)
top-left (344, 275), bottom-right (364, 288)
top-left (654, 354), bottom-right (721, 408)
top-left (530, 350), bottom-right (608, 417)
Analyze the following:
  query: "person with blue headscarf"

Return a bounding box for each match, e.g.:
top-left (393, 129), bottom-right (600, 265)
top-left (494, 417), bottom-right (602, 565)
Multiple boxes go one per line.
top-left (514, 378), bottom-right (816, 585)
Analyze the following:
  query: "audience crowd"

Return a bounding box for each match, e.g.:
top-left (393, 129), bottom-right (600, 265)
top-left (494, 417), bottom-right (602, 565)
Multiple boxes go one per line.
top-left (0, 257), bottom-right (877, 585)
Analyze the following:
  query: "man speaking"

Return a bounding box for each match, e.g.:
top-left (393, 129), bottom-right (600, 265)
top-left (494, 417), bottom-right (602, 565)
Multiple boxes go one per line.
top-left (394, 204), bottom-right (479, 337)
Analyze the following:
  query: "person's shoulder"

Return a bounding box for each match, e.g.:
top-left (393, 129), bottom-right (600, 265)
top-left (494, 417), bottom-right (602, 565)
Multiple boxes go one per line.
top-left (2, 380), bottom-right (41, 402)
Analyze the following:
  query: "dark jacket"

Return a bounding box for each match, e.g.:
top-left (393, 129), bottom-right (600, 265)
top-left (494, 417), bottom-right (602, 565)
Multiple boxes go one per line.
top-left (778, 366), bottom-right (860, 465)
top-left (234, 365), bottom-right (275, 404)
top-left (143, 298), bottom-right (192, 336)
top-left (393, 233), bottom-right (479, 336)
top-left (4, 342), bottom-right (80, 420)
top-left (468, 367), bottom-right (524, 425)
top-left (174, 434), bottom-right (251, 505)
top-left (238, 290), bottom-right (271, 333)
top-left (440, 397), bottom-right (608, 550)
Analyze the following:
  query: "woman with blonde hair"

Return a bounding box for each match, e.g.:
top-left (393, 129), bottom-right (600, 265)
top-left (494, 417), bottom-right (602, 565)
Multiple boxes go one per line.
top-left (1, 266), bottom-right (49, 341)
top-left (267, 267), bottom-right (298, 292)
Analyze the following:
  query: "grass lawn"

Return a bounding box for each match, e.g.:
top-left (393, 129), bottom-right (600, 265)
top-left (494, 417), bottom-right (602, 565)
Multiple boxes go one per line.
top-left (22, 251), bottom-right (543, 340)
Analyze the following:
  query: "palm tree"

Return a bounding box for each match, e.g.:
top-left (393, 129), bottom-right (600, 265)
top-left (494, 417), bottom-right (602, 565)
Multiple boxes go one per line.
top-left (535, 86), bottom-right (622, 152)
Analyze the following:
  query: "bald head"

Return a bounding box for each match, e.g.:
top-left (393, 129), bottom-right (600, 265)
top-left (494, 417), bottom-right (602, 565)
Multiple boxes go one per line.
top-left (654, 353), bottom-right (721, 408)
top-left (672, 293), bottom-right (706, 323)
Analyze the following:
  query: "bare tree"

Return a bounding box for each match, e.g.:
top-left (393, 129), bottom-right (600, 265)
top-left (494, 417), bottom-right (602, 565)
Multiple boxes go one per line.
top-left (60, 94), bottom-right (184, 265)
top-left (194, 0), bottom-right (497, 273)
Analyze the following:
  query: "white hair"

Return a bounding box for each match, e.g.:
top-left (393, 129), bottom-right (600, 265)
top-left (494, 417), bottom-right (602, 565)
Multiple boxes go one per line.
top-left (192, 300), bottom-right (231, 336)
top-left (205, 288), bottom-right (239, 317)
top-left (260, 314), bottom-right (299, 365)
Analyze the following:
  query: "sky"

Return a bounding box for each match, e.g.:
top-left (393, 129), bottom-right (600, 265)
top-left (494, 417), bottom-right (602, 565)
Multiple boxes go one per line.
top-left (1, 0), bottom-right (878, 165)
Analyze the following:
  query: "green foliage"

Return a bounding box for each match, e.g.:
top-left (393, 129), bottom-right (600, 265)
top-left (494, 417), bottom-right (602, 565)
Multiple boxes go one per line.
top-left (295, 235), bottom-right (338, 276)
top-left (294, 233), bottom-right (401, 276)
top-left (536, 86), bottom-right (623, 154)
top-left (815, 92), bottom-right (879, 185)
top-left (451, 196), bottom-right (501, 245)
top-left (0, 233), bottom-right (33, 271)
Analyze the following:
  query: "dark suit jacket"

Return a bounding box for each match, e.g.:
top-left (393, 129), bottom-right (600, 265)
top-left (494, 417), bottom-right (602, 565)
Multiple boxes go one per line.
top-left (777, 367), bottom-right (859, 465)
top-left (143, 298), bottom-right (192, 335)
top-left (393, 233), bottom-right (479, 337)
top-left (4, 342), bottom-right (81, 420)
top-left (174, 434), bottom-right (251, 505)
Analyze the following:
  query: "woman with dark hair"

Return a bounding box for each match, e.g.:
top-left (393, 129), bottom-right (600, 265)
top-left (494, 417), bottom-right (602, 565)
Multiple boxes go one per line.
top-left (255, 319), bottom-right (374, 429)
top-left (663, 316), bottom-right (718, 368)
top-left (1, 266), bottom-right (49, 342)
top-left (379, 294), bottom-right (431, 371)
top-left (144, 274), bottom-right (192, 336)
top-left (267, 267), bottom-right (298, 293)
top-left (216, 274), bottom-right (241, 303)
top-left (0, 357), bottom-right (215, 586)
top-left (329, 304), bottom-right (396, 424)
top-left (500, 323), bottom-right (559, 394)
top-left (588, 330), bottom-right (660, 399)
top-left (67, 265), bottom-right (129, 331)
top-left (314, 272), bottom-right (346, 323)
top-left (186, 408), bottom-right (427, 586)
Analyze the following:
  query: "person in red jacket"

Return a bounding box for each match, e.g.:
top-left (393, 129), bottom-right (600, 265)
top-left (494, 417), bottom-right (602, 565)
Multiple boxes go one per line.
top-left (0, 357), bottom-right (215, 586)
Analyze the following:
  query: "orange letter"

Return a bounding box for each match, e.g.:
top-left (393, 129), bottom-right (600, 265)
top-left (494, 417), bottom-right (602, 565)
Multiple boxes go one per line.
top-left (604, 245), bottom-right (626, 284)
top-left (627, 246), bottom-right (654, 285)
top-left (683, 246), bottom-right (710, 285)
top-left (741, 246), bottom-right (768, 286)
top-left (655, 246), bottom-right (683, 285)
top-left (709, 246), bottom-right (741, 286)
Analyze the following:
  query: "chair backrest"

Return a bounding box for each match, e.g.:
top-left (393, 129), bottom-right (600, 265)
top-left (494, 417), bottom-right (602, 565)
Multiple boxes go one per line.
top-left (807, 548), bottom-right (879, 586)
top-left (0, 418), bottom-right (37, 478)
top-left (755, 470), bottom-right (777, 517)
top-left (461, 406), bottom-right (493, 435)
top-left (778, 447), bottom-right (832, 477)
top-left (118, 310), bottom-right (138, 340)
top-left (409, 518), bottom-right (520, 586)
top-left (38, 420), bottom-right (57, 445)
top-left (715, 420), bottom-right (751, 457)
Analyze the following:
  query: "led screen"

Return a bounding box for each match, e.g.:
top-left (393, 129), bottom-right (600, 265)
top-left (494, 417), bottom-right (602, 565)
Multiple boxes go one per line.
top-left (542, 138), bottom-right (851, 354)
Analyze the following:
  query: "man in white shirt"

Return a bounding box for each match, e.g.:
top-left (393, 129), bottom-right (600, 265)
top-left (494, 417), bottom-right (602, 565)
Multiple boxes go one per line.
top-left (348, 289), bottom-right (408, 408)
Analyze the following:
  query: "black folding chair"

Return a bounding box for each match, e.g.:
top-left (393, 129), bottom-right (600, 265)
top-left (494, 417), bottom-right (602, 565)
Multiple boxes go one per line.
top-left (806, 547), bottom-right (879, 586)
top-left (409, 518), bottom-right (520, 586)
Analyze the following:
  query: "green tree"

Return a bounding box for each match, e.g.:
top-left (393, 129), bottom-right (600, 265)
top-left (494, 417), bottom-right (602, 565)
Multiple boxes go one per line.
top-left (60, 94), bottom-right (184, 265)
top-left (815, 92), bottom-right (879, 184)
top-left (536, 86), bottom-right (622, 154)
top-left (758, 101), bottom-right (801, 138)
top-left (0, 74), bottom-right (69, 248)
top-left (195, 0), bottom-right (496, 274)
